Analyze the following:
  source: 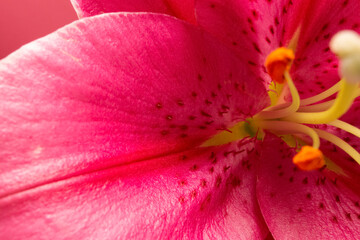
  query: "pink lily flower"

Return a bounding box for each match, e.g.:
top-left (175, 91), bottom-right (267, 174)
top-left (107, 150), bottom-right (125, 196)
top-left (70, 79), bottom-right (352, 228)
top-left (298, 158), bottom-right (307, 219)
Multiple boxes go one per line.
top-left (1, 0), bottom-right (360, 239)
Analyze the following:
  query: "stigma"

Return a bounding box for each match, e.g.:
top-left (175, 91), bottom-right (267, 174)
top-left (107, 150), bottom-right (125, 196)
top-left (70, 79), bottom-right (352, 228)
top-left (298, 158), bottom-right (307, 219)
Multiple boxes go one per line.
top-left (203, 30), bottom-right (360, 171)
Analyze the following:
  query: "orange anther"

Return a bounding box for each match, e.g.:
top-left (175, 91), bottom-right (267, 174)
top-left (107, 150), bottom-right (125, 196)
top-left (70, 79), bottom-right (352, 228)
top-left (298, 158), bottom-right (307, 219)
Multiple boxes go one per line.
top-left (265, 47), bottom-right (295, 83)
top-left (293, 146), bottom-right (325, 171)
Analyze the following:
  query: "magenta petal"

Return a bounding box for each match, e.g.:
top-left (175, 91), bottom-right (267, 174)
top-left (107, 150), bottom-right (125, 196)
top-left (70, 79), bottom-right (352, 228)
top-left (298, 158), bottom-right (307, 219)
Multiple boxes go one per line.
top-left (70, 0), bottom-right (196, 23)
top-left (0, 13), bottom-right (269, 237)
top-left (256, 136), bottom-right (360, 239)
top-left (0, 12), bottom-right (268, 197)
top-left (0, 142), bottom-right (268, 239)
top-left (293, 0), bottom-right (360, 97)
top-left (195, 0), bottom-right (310, 88)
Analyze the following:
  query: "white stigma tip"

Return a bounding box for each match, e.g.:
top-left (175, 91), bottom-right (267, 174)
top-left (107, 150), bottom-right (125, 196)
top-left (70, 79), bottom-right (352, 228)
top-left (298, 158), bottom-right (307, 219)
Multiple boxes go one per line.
top-left (330, 30), bottom-right (360, 83)
top-left (330, 30), bottom-right (360, 58)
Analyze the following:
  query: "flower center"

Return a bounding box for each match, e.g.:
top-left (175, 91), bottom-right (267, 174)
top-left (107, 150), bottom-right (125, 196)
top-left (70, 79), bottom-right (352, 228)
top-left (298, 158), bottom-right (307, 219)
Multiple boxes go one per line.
top-left (203, 30), bottom-right (360, 171)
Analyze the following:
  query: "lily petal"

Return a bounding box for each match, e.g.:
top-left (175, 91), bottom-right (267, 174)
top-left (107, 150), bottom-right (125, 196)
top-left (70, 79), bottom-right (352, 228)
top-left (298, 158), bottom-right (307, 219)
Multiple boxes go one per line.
top-left (70, 0), bottom-right (196, 24)
top-left (257, 135), bottom-right (360, 239)
top-left (0, 13), bottom-right (268, 238)
top-left (195, 0), bottom-right (310, 88)
top-left (0, 142), bottom-right (268, 239)
top-left (293, 0), bottom-right (360, 97)
top-left (0, 12), bottom-right (268, 197)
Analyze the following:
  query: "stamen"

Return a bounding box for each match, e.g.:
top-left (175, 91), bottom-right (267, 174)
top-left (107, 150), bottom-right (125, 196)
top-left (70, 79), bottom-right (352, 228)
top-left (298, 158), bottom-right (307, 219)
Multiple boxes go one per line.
top-left (262, 82), bottom-right (359, 113)
top-left (315, 129), bottom-right (360, 165)
top-left (256, 120), bottom-right (320, 148)
top-left (299, 81), bottom-right (341, 106)
top-left (256, 71), bottom-right (300, 119)
top-left (282, 80), bottom-right (359, 124)
top-left (293, 146), bottom-right (325, 171)
top-left (329, 120), bottom-right (360, 139)
top-left (202, 31), bottom-right (360, 172)
top-left (265, 47), bottom-right (295, 84)
top-left (267, 81), bottom-right (284, 106)
top-left (297, 100), bottom-right (334, 112)
top-left (298, 88), bottom-right (360, 112)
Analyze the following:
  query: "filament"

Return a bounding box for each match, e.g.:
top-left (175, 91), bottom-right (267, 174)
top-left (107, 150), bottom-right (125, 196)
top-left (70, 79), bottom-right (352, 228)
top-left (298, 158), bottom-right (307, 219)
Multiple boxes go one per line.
top-left (255, 71), bottom-right (300, 119)
top-left (282, 80), bottom-right (359, 124)
top-left (315, 129), bottom-right (360, 164)
top-left (329, 119), bottom-right (360, 139)
top-left (300, 81), bottom-right (341, 106)
top-left (298, 100), bottom-right (334, 112)
top-left (257, 120), bottom-right (320, 148)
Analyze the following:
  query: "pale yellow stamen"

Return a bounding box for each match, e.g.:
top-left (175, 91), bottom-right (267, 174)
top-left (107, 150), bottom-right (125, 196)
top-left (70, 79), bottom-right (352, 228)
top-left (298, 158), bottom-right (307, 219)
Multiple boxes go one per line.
top-left (267, 81), bottom-right (284, 106)
top-left (315, 129), bottom-right (360, 165)
top-left (256, 71), bottom-right (300, 119)
top-left (329, 120), bottom-right (360, 139)
top-left (298, 100), bottom-right (335, 112)
top-left (299, 81), bottom-right (341, 106)
top-left (256, 120), bottom-right (320, 149)
top-left (298, 86), bottom-right (360, 112)
top-left (282, 80), bottom-right (359, 124)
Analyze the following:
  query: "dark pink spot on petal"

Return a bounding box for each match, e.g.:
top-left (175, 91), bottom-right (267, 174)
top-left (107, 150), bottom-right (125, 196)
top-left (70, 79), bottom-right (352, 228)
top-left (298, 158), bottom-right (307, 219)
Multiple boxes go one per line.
top-left (161, 130), bottom-right (169, 135)
top-left (215, 175), bottom-right (222, 188)
top-left (179, 179), bottom-right (187, 186)
top-left (253, 42), bottom-right (262, 53)
top-left (156, 103), bottom-right (162, 109)
top-left (176, 100), bottom-right (184, 106)
top-left (269, 25), bottom-right (275, 35)
top-left (274, 17), bottom-right (280, 26)
top-left (200, 179), bottom-right (207, 188)
top-left (190, 164), bottom-right (198, 171)
top-left (190, 190), bottom-right (198, 199)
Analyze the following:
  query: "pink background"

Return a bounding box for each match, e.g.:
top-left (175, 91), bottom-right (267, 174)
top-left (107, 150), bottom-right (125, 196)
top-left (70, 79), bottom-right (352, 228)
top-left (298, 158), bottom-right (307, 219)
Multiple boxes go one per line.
top-left (0, 0), bottom-right (77, 59)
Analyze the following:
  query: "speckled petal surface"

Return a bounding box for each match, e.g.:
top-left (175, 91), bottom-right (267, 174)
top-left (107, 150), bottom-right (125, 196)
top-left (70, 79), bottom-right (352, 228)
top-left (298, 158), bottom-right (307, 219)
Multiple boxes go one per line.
top-left (0, 13), bottom-right (269, 239)
top-left (195, 0), bottom-right (310, 88)
top-left (195, 0), bottom-right (360, 99)
top-left (292, 0), bottom-right (360, 98)
top-left (0, 142), bottom-right (269, 240)
top-left (256, 135), bottom-right (360, 240)
top-left (318, 100), bottom-right (360, 184)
